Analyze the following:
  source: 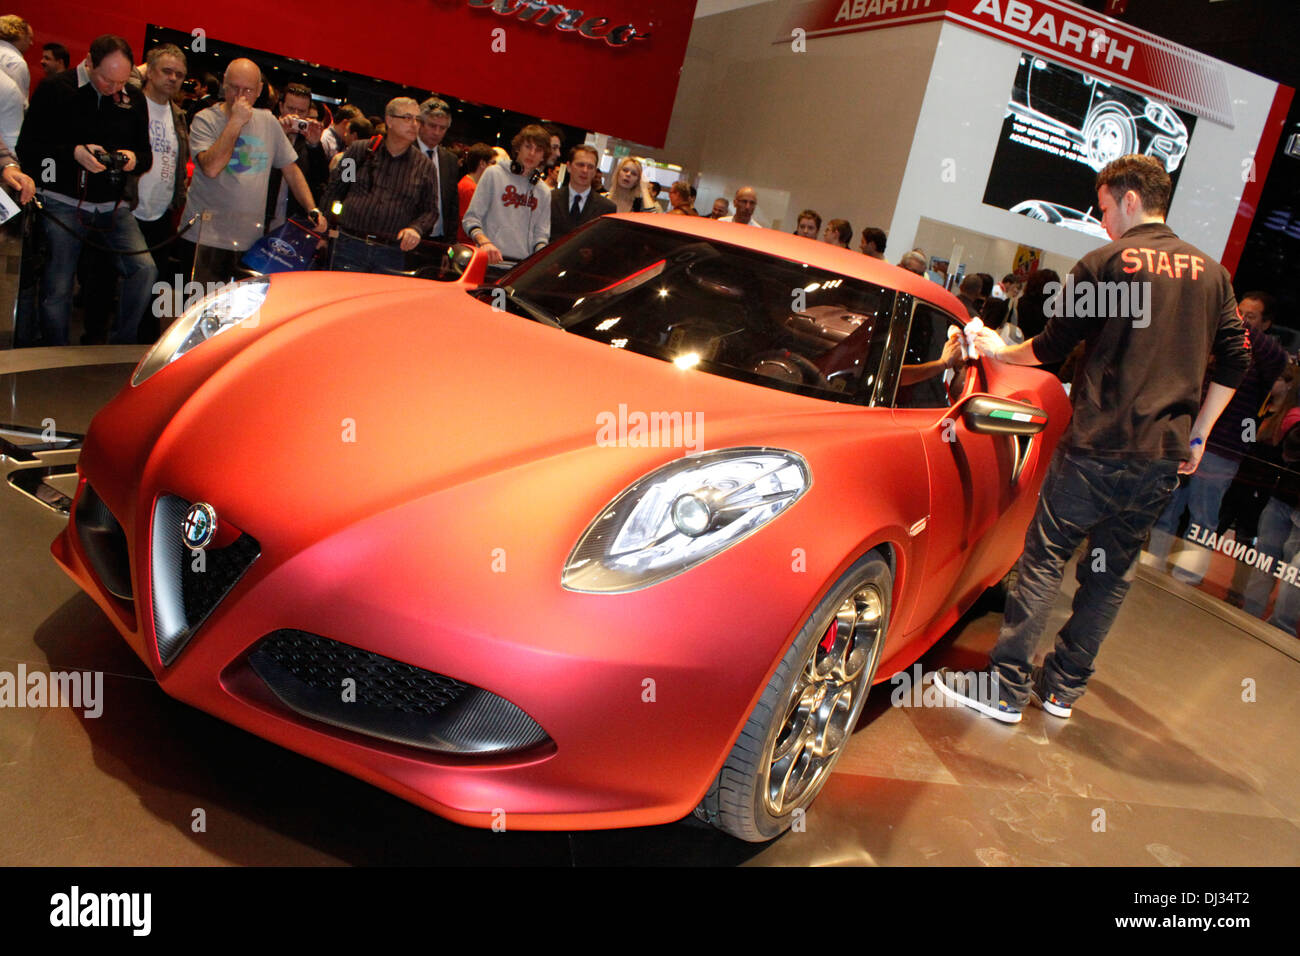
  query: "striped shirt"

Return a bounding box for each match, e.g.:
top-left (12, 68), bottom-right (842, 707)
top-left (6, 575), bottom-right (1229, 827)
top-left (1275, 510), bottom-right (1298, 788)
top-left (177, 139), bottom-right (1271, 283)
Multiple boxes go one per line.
top-left (323, 139), bottom-right (437, 240)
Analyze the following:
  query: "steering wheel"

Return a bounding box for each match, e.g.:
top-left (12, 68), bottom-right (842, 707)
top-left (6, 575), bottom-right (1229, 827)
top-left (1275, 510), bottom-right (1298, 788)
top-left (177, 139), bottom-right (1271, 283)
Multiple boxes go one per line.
top-left (749, 349), bottom-right (828, 388)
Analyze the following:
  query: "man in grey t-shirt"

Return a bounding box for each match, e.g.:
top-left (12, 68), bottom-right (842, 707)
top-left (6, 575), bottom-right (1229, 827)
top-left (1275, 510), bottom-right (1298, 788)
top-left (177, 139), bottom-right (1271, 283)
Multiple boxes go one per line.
top-left (180, 58), bottom-right (325, 284)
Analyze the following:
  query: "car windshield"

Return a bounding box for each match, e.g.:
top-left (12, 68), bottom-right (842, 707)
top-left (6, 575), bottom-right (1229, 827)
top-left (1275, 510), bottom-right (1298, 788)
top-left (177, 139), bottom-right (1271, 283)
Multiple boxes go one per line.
top-left (488, 219), bottom-right (896, 404)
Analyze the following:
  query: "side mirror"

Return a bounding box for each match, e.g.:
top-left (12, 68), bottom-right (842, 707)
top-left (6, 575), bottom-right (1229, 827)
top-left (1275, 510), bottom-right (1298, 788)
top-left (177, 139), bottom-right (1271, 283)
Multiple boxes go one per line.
top-left (959, 395), bottom-right (1049, 436)
top-left (450, 243), bottom-right (488, 287)
top-left (447, 243), bottom-right (475, 275)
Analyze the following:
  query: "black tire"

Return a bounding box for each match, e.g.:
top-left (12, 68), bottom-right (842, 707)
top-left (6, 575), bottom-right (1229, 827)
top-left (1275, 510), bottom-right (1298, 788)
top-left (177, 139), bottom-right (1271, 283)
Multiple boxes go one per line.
top-left (1083, 103), bottom-right (1136, 171)
top-left (695, 552), bottom-right (892, 842)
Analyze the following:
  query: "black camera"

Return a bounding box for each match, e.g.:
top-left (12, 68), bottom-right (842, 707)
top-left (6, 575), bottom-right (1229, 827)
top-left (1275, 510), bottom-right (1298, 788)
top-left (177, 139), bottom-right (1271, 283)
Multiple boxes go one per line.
top-left (92, 149), bottom-right (129, 191)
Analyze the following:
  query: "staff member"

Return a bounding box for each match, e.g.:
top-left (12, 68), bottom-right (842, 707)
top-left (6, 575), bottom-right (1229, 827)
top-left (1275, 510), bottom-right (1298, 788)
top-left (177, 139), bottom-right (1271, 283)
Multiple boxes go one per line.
top-left (934, 155), bottom-right (1249, 723)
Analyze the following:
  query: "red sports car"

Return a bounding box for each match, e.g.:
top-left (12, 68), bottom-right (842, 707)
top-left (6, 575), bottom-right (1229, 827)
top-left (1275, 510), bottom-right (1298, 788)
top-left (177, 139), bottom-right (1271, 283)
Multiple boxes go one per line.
top-left (54, 215), bottom-right (1069, 841)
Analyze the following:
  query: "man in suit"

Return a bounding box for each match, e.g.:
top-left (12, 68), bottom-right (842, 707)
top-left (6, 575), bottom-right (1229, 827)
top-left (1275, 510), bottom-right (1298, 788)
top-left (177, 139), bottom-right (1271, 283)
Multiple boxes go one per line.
top-left (550, 144), bottom-right (614, 241)
top-left (416, 96), bottom-right (460, 244)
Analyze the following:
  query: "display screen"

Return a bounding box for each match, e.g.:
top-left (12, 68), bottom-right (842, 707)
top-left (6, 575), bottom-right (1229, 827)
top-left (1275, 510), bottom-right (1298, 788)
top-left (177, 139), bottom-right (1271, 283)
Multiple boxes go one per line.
top-left (983, 53), bottom-right (1197, 241)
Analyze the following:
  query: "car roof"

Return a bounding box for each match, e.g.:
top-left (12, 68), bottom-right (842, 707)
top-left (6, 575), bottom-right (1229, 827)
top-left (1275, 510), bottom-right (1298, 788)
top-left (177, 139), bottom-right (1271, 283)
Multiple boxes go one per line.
top-left (604, 213), bottom-right (971, 321)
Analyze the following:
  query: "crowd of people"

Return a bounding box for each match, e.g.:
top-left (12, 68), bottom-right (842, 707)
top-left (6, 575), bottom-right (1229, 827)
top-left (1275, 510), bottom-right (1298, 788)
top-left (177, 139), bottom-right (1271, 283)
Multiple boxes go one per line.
top-left (1, 24), bottom-right (965, 350)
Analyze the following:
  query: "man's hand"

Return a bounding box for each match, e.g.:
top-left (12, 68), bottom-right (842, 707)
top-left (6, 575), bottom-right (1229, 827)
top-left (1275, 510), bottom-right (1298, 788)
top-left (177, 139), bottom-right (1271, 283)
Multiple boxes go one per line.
top-left (479, 240), bottom-right (503, 265)
top-left (117, 150), bottom-right (137, 172)
top-left (307, 209), bottom-right (328, 234)
top-left (305, 120), bottom-right (323, 146)
top-left (75, 144), bottom-right (108, 173)
top-left (941, 333), bottom-right (965, 370)
top-left (2, 165), bottom-right (35, 203)
top-left (1179, 439), bottom-right (1206, 475)
top-left (971, 326), bottom-right (1005, 360)
top-left (230, 94), bottom-right (254, 129)
top-left (397, 227), bottom-right (421, 251)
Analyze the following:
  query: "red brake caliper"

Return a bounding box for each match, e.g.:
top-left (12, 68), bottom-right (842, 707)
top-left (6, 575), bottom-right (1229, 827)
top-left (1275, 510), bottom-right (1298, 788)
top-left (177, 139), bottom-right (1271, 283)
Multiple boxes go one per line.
top-left (820, 620), bottom-right (837, 652)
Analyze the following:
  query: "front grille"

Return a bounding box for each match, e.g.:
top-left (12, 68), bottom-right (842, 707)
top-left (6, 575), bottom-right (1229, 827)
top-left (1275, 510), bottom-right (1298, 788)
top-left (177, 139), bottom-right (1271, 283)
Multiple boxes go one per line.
top-left (152, 494), bottom-right (260, 665)
top-left (257, 630), bottom-right (470, 714)
top-left (248, 629), bottom-right (551, 755)
top-left (75, 483), bottom-right (132, 601)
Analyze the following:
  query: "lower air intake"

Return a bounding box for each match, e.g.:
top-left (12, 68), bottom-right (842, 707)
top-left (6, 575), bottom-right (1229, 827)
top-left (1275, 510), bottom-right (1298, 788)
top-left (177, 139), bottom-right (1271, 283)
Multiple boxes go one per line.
top-left (247, 629), bottom-right (550, 755)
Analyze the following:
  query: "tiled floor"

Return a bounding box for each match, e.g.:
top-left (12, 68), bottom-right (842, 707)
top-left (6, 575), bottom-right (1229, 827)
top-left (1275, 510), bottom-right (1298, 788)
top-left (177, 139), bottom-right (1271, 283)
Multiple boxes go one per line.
top-left (2, 356), bottom-right (1298, 866)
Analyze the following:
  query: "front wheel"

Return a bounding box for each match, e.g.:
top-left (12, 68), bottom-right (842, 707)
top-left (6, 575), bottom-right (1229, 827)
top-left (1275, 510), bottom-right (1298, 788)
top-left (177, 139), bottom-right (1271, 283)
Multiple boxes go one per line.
top-left (695, 553), bottom-right (891, 842)
top-left (1083, 103), bottom-right (1136, 171)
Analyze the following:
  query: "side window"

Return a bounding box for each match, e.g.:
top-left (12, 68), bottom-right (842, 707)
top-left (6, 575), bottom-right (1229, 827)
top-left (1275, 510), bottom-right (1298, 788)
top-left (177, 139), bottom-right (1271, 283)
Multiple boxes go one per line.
top-left (894, 302), bottom-right (968, 409)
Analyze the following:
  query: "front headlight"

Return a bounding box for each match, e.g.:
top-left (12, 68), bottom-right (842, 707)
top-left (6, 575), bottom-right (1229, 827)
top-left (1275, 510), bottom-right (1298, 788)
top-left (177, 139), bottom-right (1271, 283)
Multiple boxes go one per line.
top-left (132, 278), bottom-right (270, 386)
top-left (562, 448), bottom-right (811, 593)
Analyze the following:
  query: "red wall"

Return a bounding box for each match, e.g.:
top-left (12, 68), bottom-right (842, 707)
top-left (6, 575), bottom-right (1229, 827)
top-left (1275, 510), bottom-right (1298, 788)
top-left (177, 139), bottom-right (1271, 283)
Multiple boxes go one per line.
top-left (19, 0), bottom-right (696, 147)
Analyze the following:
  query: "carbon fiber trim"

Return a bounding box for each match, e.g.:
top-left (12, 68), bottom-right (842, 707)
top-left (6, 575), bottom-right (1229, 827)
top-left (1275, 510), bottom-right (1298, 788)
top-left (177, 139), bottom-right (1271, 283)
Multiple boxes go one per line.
top-left (75, 484), bottom-right (133, 601)
top-left (151, 494), bottom-right (260, 666)
top-left (247, 629), bottom-right (551, 755)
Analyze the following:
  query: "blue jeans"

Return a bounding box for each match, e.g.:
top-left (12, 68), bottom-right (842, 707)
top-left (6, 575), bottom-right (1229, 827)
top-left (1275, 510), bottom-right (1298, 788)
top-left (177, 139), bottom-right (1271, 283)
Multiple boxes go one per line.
top-left (1240, 496), bottom-right (1300, 632)
top-left (330, 232), bottom-right (407, 275)
top-left (989, 448), bottom-right (1181, 708)
top-left (40, 201), bottom-right (158, 346)
top-left (1149, 448), bottom-right (1239, 584)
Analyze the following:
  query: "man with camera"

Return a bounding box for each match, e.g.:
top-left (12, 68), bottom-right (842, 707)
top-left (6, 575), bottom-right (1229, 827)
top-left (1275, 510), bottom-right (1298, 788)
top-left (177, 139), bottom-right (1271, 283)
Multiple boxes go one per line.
top-left (266, 82), bottom-right (328, 232)
top-left (17, 33), bottom-right (156, 346)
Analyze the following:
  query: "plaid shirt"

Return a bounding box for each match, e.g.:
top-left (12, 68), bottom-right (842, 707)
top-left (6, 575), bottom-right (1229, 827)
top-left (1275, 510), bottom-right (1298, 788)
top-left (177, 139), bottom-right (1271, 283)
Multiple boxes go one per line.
top-left (323, 138), bottom-right (437, 239)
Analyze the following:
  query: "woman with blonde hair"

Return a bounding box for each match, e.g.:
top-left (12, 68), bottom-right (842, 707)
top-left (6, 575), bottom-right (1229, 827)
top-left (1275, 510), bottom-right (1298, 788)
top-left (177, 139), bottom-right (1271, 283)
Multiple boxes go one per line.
top-left (604, 156), bottom-right (656, 213)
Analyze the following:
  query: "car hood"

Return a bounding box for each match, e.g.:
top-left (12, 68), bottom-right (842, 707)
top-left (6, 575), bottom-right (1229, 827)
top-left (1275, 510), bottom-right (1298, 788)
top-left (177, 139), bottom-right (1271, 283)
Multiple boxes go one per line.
top-left (121, 275), bottom-right (864, 554)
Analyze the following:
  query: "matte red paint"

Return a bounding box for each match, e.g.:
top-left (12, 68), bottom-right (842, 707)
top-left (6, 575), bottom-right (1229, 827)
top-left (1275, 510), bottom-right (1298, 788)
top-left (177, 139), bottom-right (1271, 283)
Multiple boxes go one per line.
top-left (53, 216), bottom-right (1070, 831)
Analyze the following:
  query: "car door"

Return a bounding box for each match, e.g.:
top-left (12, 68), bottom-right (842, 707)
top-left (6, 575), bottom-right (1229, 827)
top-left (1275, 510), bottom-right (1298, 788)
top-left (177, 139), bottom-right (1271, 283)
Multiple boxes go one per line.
top-left (888, 298), bottom-right (1021, 633)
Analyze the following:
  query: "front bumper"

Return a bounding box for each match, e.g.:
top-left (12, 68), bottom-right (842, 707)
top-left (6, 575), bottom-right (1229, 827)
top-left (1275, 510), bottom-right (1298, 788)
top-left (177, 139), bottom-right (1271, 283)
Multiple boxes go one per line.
top-left (52, 460), bottom-right (821, 832)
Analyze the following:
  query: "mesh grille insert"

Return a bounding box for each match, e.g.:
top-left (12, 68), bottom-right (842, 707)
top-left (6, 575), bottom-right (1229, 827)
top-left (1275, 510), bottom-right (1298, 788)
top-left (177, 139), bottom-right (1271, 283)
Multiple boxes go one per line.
top-left (256, 630), bottom-right (470, 715)
top-left (248, 629), bottom-right (550, 756)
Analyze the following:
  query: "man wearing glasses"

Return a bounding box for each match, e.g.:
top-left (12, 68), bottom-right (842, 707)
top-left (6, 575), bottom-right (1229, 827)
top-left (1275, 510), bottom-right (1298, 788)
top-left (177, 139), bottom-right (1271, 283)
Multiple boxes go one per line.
top-left (180, 58), bottom-right (326, 285)
top-left (321, 97), bottom-right (437, 275)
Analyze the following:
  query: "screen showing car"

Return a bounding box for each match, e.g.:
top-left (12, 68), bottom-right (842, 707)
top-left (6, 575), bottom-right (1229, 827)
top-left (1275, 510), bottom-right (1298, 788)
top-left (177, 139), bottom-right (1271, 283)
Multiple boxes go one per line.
top-left (983, 52), bottom-right (1198, 240)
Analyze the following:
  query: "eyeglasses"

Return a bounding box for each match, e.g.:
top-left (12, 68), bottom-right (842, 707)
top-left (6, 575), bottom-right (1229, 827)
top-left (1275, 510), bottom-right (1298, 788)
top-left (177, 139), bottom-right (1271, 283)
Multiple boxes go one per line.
top-left (387, 113), bottom-right (419, 122)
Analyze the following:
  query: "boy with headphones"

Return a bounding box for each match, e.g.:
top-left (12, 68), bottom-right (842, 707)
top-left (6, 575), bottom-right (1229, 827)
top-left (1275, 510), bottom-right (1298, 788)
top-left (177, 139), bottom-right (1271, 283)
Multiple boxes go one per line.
top-left (461, 124), bottom-right (551, 266)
